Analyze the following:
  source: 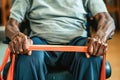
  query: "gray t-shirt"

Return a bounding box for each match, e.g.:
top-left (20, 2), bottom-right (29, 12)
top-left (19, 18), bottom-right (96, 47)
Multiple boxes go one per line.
top-left (10, 0), bottom-right (108, 44)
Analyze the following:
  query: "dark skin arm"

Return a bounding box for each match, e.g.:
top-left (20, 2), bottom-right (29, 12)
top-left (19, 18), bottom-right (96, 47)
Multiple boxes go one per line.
top-left (5, 18), bottom-right (32, 55)
top-left (6, 12), bottom-right (115, 57)
top-left (86, 12), bottom-right (115, 57)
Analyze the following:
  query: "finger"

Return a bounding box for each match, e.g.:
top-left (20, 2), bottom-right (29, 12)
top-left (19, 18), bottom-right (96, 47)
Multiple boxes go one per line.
top-left (85, 38), bottom-right (91, 58)
top-left (85, 53), bottom-right (90, 58)
top-left (96, 42), bottom-right (106, 56)
top-left (13, 38), bottom-right (20, 54)
top-left (9, 41), bottom-right (15, 53)
top-left (27, 51), bottom-right (32, 56)
top-left (28, 38), bottom-right (33, 46)
top-left (86, 37), bottom-right (91, 44)
top-left (93, 39), bottom-right (101, 56)
top-left (86, 38), bottom-right (91, 55)
top-left (88, 38), bottom-right (95, 55)
top-left (16, 36), bottom-right (23, 54)
top-left (26, 38), bottom-right (33, 55)
top-left (22, 36), bottom-right (29, 54)
top-left (103, 43), bottom-right (108, 55)
top-left (92, 40), bottom-right (97, 55)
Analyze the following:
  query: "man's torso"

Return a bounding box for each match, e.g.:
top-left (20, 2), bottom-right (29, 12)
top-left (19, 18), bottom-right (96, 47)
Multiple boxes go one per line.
top-left (27, 0), bottom-right (88, 44)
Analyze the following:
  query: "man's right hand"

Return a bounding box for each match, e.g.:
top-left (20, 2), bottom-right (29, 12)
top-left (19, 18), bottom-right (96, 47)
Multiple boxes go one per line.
top-left (9, 32), bottom-right (33, 55)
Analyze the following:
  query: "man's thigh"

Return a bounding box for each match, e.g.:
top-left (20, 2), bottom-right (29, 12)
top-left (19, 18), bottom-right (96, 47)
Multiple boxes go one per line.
top-left (59, 36), bottom-right (87, 67)
top-left (59, 37), bottom-right (102, 80)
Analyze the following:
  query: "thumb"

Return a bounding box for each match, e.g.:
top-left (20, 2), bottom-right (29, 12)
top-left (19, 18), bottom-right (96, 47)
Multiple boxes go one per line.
top-left (85, 53), bottom-right (90, 58)
top-left (27, 38), bottom-right (33, 55)
top-left (27, 51), bottom-right (32, 55)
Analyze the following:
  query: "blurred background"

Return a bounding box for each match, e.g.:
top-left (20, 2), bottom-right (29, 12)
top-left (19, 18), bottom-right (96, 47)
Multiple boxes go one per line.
top-left (0, 0), bottom-right (120, 80)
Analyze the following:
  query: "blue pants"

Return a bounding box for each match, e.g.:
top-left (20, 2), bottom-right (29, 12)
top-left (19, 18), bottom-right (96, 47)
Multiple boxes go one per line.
top-left (3, 36), bottom-right (102, 80)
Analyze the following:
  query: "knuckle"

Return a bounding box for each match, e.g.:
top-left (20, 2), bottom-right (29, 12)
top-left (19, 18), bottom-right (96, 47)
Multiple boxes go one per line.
top-left (9, 41), bottom-right (13, 45)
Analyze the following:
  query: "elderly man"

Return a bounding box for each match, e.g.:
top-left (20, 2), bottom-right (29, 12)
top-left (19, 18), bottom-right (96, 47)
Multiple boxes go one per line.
top-left (4, 0), bottom-right (115, 80)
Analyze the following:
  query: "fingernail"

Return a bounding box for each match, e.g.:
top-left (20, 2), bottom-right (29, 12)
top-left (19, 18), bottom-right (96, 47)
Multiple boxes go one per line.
top-left (28, 51), bottom-right (32, 56)
top-left (20, 49), bottom-right (23, 52)
top-left (17, 52), bottom-right (19, 54)
top-left (85, 53), bottom-right (90, 58)
top-left (13, 50), bottom-right (15, 54)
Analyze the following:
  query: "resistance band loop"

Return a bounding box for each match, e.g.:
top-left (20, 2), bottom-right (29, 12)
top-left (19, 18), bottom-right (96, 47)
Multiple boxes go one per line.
top-left (0, 45), bottom-right (105, 80)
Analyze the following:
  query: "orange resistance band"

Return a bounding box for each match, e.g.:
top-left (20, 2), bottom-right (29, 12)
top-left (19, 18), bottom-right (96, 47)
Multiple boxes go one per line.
top-left (29, 45), bottom-right (88, 52)
top-left (0, 45), bottom-right (105, 80)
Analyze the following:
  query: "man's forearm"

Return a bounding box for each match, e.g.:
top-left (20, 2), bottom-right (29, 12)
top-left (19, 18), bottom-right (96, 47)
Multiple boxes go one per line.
top-left (5, 18), bottom-right (20, 40)
top-left (94, 12), bottom-right (115, 42)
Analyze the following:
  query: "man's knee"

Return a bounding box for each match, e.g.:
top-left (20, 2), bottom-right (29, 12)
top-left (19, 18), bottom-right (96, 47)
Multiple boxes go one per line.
top-left (76, 53), bottom-right (102, 63)
top-left (73, 53), bottom-right (102, 72)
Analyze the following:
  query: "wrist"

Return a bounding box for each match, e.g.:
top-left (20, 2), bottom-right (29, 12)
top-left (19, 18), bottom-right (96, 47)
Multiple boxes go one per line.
top-left (10, 32), bottom-right (26, 40)
top-left (94, 30), bottom-right (106, 40)
top-left (10, 31), bottom-right (20, 40)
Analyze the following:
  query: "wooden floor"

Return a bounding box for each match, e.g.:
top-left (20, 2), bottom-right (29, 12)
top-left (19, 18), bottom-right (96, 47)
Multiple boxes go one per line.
top-left (106, 30), bottom-right (120, 80)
